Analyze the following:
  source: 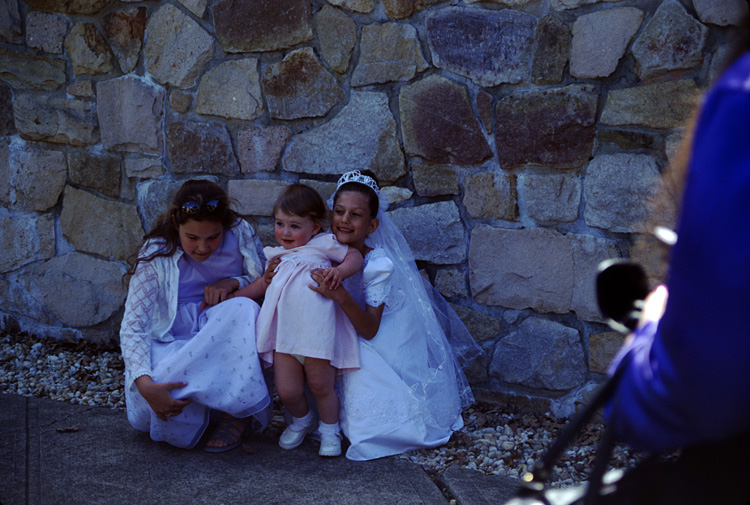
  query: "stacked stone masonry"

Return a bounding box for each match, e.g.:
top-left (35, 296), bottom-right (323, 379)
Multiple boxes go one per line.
top-left (1, 0), bottom-right (747, 416)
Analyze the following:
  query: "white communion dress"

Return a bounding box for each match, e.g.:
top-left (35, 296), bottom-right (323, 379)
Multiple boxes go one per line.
top-left (338, 247), bottom-right (477, 460)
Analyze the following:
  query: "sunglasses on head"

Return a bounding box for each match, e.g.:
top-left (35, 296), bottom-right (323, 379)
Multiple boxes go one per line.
top-left (180, 199), bottom-right (220, 215)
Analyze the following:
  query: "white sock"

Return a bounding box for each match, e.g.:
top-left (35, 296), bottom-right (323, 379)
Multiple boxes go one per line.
top-left (289, 410), bottom-right (314, 431)
top-left (318, 421), bottom-right (340, 436)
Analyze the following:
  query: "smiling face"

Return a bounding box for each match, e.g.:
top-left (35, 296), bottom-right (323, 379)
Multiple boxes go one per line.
top-left (331, 190), bottom-right (379, 253)
top-left (177, 218), bottom-right (224, 262)
top-left (274, 210), bottom-right (321, 250)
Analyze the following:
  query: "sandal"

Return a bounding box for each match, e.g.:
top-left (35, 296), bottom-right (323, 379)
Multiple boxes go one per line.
top-left (204, 415), bottom-right (248, 453)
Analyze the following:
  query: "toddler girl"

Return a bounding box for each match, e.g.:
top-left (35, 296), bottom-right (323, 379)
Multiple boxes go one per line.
top-left (234, 183), bottom-right (362, 456)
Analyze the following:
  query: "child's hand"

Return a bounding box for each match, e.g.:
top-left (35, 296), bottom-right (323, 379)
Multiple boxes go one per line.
top-left (309, 269), bottom-right (346, 303)
top-left (322, 266), bottom-right (343, 290)
top-left (264, 257), bottom-right (281, 286)
top-left (201, 277), bottom-right (239, 309)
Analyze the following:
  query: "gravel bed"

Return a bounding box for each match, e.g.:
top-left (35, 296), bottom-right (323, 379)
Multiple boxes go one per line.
top-left (0, 328), bottom-right (643, 488)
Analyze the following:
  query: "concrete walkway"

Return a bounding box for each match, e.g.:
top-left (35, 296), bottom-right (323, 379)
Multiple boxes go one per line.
top-left (0, 394), bottom-right (519, 505)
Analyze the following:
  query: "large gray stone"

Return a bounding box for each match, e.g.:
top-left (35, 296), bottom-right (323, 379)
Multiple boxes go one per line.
top-left (388, 201), bottom-right (465, 264)
top-left (584, 153), bottom-right (662, 233)
top-left (352, 22), bottom-right (427, 87)
top-left (601, 80), bottom-right (700, 129)
top-left (490, 317), bottom-right (586, 391)
top-left (0, 0), bottom-right (22, 43)
top-left (263, 48), bottom-right (343, 120)
top-left (524, 173), bottom-right (581, 223)
top-left (570, 8), bottom-right (643, 79)
top-left (400, 75), bottom-right (492, 165)
top-left (167, 121), bottom-right (239, 175)
top-left (61, 185), bottom-right (143, 261)
top-left (238, 126), bottom-right (290, 174)
top-left (68, 151), bottom-right (121, 198)
top-left (213, 0), bottom-right (312, 53)
top-left (282, 91), bottom-right (405, 182)
top-left (495, 85), bottom-right (597, 169)
top-left (0, 210), bottom-right (55, 273)
top-left (13, 94), bottom-right (99, 146)
top-left (24, 253), bottom-right (126, 327)
top-left (427, 8), bottom-right (535, 86)
top-left (64, 22), bottom-right (113, 76)
top-left (469, 226), bottom-right (617, 320)
top-left (26, 11), bottom-right (68, 54)
top-left (0, 48), bottom-right (66, 91)
top-left (532, 15), bottom-right (570, 85)
top-left (316, 6), bottom-right (356, 75)
top-left (103, 7), bottom-right (146, 74)
top-left (144, 4), bottom-right (214, 88)
top-left (693, 0), bottom-right (749, 26)
top-left (196, 59), bottom-right (263, 121)
top-left (463, 172), bottom-right (517, 220)
top-left (228, 179), bottom-right (289, 217)
top-left (1, 145), bottom-right (67, 212)
top-left (470, 226), bottom-right (573, 314)
top-left (631, 1), bottom-right (708, 80)
top-left (97, 75), bottom-right (165, 154)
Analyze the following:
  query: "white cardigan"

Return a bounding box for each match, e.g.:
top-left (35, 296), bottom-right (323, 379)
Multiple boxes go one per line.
top-left (119, 219), bottom-right (264, 391)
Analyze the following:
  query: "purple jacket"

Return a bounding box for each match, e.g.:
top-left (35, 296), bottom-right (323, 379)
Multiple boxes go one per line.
top-left (606, 51), bottom-right (750, 451)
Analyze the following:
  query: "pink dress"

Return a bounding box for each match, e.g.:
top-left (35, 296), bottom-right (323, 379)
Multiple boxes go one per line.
top-left (256, 233), bottom-right (360, 373)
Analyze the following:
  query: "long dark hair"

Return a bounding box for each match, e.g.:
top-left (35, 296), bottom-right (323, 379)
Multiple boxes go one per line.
top-left (126, 180), bottom-right (242, 276)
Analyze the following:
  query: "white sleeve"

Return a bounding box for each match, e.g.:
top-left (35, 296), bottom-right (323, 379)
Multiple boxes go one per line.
top-left (120, 261), bottom-right (158, 391)
top-left (362, 250), bottom-right (394, 308)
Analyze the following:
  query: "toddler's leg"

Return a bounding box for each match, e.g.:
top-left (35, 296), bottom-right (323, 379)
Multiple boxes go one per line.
top-left (274, 352), bottom-right (308, 417)
top-left (304, 358), bottom-right (338, 424)
top-left (305, 358), bottom-right (342, 457)
top-left (275, 352), bottom-right (316, 450)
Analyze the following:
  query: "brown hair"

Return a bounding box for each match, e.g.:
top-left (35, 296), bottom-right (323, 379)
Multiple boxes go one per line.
top-left (126, 179), bottom-right (242, 276)
top-left (273, 183), bottom-right (328, 230)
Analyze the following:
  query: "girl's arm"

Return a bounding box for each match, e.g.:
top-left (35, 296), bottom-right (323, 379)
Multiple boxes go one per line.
top-left (231, 257), bottom-right (280, 300)
top-left (309, 269), bottom-right (384, 339)
top-left (121, 261), bottom-right (191, 420)
top-left (322, 247), bottom-right (363, 290)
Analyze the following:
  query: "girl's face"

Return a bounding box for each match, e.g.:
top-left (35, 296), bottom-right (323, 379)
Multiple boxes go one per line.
top-left (177, 219), bottom-right (224, 262)
top-left (274, 210), bottom-right (321, 250)
top-left (331, 190), bottom-right (378, 252)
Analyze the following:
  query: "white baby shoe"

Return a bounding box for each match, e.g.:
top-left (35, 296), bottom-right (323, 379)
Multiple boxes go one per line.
top-left (318, 431), bottom-right (342, 457)
top-left (279, 413), bottom-right (316, 450)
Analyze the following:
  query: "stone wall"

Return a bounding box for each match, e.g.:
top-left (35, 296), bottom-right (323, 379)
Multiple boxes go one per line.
top-left (1, 0), bottom-right (747, 414)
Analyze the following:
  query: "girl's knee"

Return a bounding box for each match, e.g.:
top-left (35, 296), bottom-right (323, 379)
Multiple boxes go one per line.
top-left (307, 377), bottom-right (335, 399)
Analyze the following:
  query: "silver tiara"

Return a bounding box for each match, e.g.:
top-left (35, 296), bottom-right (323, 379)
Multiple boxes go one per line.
top-left (336, 170), bottom-right (380, 196)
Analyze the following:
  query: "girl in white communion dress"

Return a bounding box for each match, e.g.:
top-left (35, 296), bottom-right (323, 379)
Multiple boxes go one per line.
top-left (310, 170), bottom-right (482, 461)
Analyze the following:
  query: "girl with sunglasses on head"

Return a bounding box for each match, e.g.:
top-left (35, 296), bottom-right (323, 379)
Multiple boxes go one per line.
top-left (120, 179), bottom-right (271, 452)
